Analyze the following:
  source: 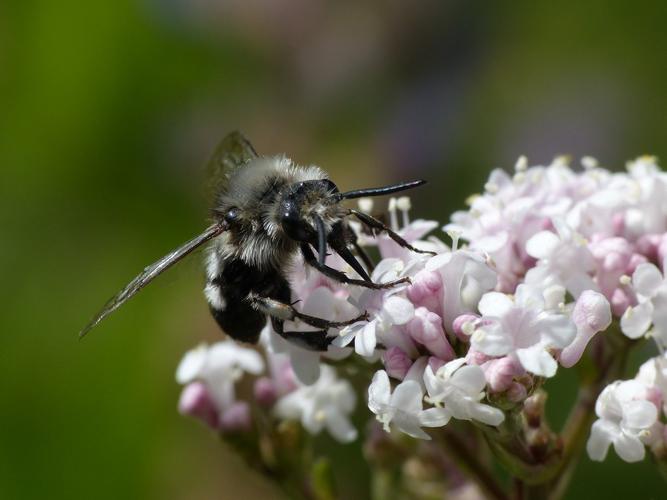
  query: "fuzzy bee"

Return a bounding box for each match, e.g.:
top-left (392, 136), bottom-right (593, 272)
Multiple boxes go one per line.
top-left (80, 132), bottom-right (430, 350)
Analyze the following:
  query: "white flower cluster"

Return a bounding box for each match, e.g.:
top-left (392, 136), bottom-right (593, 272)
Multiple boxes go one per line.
top-left (587, 354), bottom-right (667, 462)
top-left (175, 155), bottom-right (667, 460)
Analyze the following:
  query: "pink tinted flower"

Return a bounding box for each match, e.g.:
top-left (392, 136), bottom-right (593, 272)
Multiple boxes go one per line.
top-left (482, 356), bottom-right (523, 392)
top-left (253, 377), bottom-right (278, 408)
top-left (220, 402), bottom-right (252, 432)
top-left (471, 285), bottom-right (576, 377)
top-left (383, 347), bottom-right (413, 380)
top-left (406, 269), bottom-right (444, 315)
top-left (406, 307), bottom-right (455, 361)
top-left (587, 380), bottom-right (658, 463)
top-left (178, 382), bottom-right (219, 429)
top-left (425, 250), bottom-right (497, 334)
top-left (452, 314), bottom-right (479, 342)
top-left (560, 290), bottom-right (612, 368)
top-left (507, 382), bottom-right (528, 402)
top-left (588, 237), bottom-right (645, 316)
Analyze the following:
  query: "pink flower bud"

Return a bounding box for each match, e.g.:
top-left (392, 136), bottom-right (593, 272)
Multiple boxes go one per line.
top-left (612, 212), bottom-right (625, 235)
top-left (611, 288), bottom-right (632, 317)
top-left (452, 314), bottom-right (479, 342)
top-left (406, 307), bottom-right (455, 361)
top-left (406, 270), bottom-right (443, 314)
top-left (560, 291), bottom-right (611, 368)
top-left (645, 385), bottom-right (663, 413)
top-left (627, 253), bottom-right (647, 275)
top-left (636, 233), bottom-right (661, 261)
top-left (220, 402), bottom-right (252, 432)
top-left (658, 235), bottom-right (667, 268)
top-left (427, 356), bottom-right (446, 373)
top-left (465, 347), bottom-right (491, 365)
top-left (178, 382), bottom-right (219, 429)
top-left (383, 347), bottom-right (413, 380)
top-left (253, 377), bottom-right (278, 407)
top-left (483, 357), bottom-right (521, 392)
top-left (507, 382), bottom-right (528, 402)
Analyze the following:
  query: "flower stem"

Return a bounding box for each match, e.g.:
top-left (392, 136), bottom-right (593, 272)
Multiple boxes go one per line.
top-left (435, 427), bottom-right (509, 500)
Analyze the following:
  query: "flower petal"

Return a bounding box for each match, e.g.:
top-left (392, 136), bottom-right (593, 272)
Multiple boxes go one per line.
top-left (391, 380), bottom-right (424, 413)
top-left (176, 344), bottom-right (207, 384)
top-left (632, 263), bottom-right (663, 298)
top-left (516, 345), bottom-right (558, 377)
top-left (451, 365), bottom-right (487, 395)
top-left (355, 320), bottom-right (377, 357)
top-left (470, 403), bottom-right (505, 426)
top-left (383, 296), bottom-right (415, 325)
top-left (326, 412), bottom-right (358, 443)
top-left (620, 301), bottom-right (654, 339)
top-left (526, 230), bottom-right (560, 259)
top-left (478, 292), bottom-right (513, 317)
top-left (419, 407), bottom-right (451, 427)
top-left (613, 433), bottom-right (646, 462)
top-left (539, 314), bottom-right (577, 348)
top-left (587, 419), bottom-right (616, 461)
top-left (368, 370), bottom-right (391, 412)
top-left (622, 400), bottom-right (658, 429)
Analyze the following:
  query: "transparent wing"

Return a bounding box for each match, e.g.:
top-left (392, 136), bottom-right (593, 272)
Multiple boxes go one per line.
top-left (79, 223), bottom-right (227, 338)
top-left (206, 130), bottom-right (259, 201)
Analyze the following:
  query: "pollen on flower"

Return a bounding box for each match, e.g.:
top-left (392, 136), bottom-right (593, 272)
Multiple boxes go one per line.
top-left (619, 274), bottom-right (632, 285)
top-left (462, 321), bottom-right (475, 337)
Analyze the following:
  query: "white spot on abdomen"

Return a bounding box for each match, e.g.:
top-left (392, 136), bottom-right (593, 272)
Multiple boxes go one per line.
top-left (204, 283), bottom-right (226, 311)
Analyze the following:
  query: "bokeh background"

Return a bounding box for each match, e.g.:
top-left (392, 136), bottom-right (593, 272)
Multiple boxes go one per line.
top-left (2, 1), bottom-right (667, 498)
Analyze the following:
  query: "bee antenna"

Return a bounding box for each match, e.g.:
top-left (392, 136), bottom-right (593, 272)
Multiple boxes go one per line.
top-left (336, 180), bottom-right (426, 200)
top-left (314, 215), bottom-right (328, 265)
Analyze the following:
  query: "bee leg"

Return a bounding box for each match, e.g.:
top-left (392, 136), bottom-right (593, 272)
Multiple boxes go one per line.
top-left (349, 209), bottom-right (436, 255)
top-left (301, 244), bottom-right (410, 290)
top-left (270, 317), bottom-right (331, 352)
top-left (249, 293), bottom-right (369, 330)
top-left (351, 239), bottom-right (375, 273)
top-left (345, 222), bottom-right (376, 272)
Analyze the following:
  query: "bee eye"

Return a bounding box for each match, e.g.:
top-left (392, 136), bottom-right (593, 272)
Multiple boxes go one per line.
top-left (281, 204), bottom-right (313, 242)
top-left (224, 208), bottom-right (240, 223)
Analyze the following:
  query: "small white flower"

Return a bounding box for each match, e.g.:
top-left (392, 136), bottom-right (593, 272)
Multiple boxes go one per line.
top-left (471, 284), bottom-right (576, 377)
top-left (368, 370), bottom-right (449, 440)
top-left (424, 359), bottom-right (505, 426)
top-left (621, 261), bottom-right (667, 345)
top-left (338, 259), bottom-right (418, 358)
top-left (176, 341), bottom-right (264, 410)
top-left (425, 249), bottom-right (498, 333)
top-left (586, 380), bottom-right (658, 463)
top-left (274, 365), bottom-right (358, 443)
top-left (525, 217), bottom-right (597, 298)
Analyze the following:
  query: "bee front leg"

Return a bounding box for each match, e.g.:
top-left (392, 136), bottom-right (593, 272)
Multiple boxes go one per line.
top-left (300, 244), bottom-right (410, 290)
top-left (349, 209), bottom-right (436, 255)
top-left (248, 293), bottom-right (368, 330)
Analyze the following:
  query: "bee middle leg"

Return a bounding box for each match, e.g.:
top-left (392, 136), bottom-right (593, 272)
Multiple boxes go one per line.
top-left (300, 244), bottom-right (410, 290)
top-left (248, 293), bottom-right (368, 330)
top-left (270, 317), bottom-right (331, 352)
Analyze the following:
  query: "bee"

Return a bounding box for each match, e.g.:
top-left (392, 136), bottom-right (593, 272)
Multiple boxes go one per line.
top-left (80, 132), bottom-right (430, 350)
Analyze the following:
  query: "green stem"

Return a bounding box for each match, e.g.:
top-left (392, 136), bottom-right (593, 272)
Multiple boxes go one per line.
top-left (435, 428), bottom-right (509, 500)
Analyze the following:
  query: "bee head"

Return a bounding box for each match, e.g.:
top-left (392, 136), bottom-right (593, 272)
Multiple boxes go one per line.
top-left (279, 179), bottom-right (339, 244)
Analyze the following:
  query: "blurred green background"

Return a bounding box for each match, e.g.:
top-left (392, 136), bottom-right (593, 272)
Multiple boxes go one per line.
top-left (2, 1), bottom-right (666, 498)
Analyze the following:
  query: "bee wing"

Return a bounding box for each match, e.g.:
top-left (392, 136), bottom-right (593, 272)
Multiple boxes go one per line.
top-left (206, 130), bottom-right (259, 200)
top-left (79, 223), bottom-right (227, 339)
